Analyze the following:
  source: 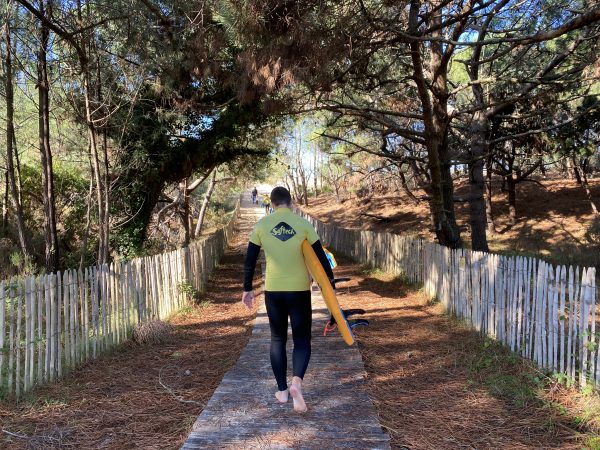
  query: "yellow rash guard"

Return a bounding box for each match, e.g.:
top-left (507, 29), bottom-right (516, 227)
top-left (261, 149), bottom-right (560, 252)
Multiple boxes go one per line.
top-left (249, 207), bottom-right (320, 291)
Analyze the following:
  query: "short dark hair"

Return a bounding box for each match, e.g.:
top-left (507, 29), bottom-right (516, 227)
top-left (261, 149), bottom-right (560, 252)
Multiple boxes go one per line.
top-left (270, 186), bottom-right (292, 206)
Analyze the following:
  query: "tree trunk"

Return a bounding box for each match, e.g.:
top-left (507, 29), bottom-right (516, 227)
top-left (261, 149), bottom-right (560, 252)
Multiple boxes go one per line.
top-left (2, 171), bottom-right (7, 230)
top-left (313, 147), bottom-right (318, 198)
top-left (408, 0), bottom-right (461, 248)
top-left (38, 0), bottom-right (60, 272)
top-left (319, 152), bottom-right (324, 191)
top-left (507, 176), bottom-right (517, 224)
top-left (570, 156), bottom-right (582, 184)
top-left (82, 72), bottom-right (106, 264)
top-left (100, 106), bottom-right (110, 261)
top-left (180, 179), bottom-right (190, 246)
top-left (468, 110), bottom-right (490, 251)
top-left (577, 160), bottom-right (599, 215)
top-left (194, 170), bottom-right (216, 237)
top-left (538, 156), bottom-right (546, 178)
top-left (398, 170), bottom-right (419, 204)
top-left (485, 158), bottom-right (496, 233)
top-left (12, 134), bottom-right (22, 205)
top-left (289, 169), bottom-right (299, 201)
top-left (76, 0), bottom-right (107, 264)
top-left (79, 170), bottom-right (94, 270)
top-left (408, 159), bottom-right (429, 188)
top-left (284, 173), bottom-right (291, 194)
top-left (299, 166), bottom-right (308, 206)
top-left (4, 3), bottom-right (30, 256)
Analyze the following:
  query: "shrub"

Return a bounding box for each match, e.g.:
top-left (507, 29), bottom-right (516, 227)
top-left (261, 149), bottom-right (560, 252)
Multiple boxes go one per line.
top-left (132, 320), bottom-right (174, 345)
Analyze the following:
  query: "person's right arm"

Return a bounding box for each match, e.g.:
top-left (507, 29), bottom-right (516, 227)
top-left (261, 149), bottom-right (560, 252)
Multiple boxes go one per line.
top-left (242, 225), bottom-right (262, 309)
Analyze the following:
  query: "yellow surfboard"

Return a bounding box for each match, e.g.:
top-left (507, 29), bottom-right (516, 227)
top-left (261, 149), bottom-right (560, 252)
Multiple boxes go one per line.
top-left (302, 240), bottom-right (354, 346)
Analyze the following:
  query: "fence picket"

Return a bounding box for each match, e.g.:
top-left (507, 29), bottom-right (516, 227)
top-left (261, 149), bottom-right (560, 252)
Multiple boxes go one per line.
top-left (0, 281), bottom-right (5, 390)
top-left (24, 277), bottom-right (30, 393)
top-left (559, 266), bottom-right (566, 375)
top-left (15, 280), bottom-right (23, 398)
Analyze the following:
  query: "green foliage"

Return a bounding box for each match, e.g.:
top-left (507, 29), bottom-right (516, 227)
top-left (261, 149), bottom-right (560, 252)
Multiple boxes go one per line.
top-left (179, 281), bottom-right (205, 304)
top-left (111, 224), bottom-right (147, 260)
top-left (361, 265), bottom-right (385, 277)
top-left (466, 337), bottom-right (543, 408)
top-left (9, 252), bottom-right (36, 276)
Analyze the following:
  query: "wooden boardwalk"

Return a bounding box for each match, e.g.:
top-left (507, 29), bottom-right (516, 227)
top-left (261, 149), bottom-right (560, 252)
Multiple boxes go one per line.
top-left (181, 198), bottom-right (390, 449)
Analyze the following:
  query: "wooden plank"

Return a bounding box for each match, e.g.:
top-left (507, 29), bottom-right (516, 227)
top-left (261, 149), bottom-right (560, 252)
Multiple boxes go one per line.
top-left (570, 267), bottom-right (579, 382)
top-left (123, 262), bottom-right (135, 339)
top-left (113, 262), bottom-right (120, 345)
top-left (45, 275), bottom-right (52, 381)
top-left (69, 270), bottom-right (76, 367)
top-left (589, 268), bottom-right (596, 384)
top-left (74, 269), bottom-right (81, 365)
top-left (26, 276), bottom-right (34, 392)
top-left (580, 268), bottom-right (590, 386)
top-left (23, 278), bottom-right (30, 394)
top-left (7, 279), bottom-right (15, 394)
top-left (523, 258), bottom-right (533, 358)
top-left (101, 264), bottom-right (108, 350)
top-left (56, 271), bottom-right (63, 378)
top-left (109, 262), bottom-right (116, 346)
top-left (83, 268), bottom-right (90, 362)
top-left (92, 266), bottom-right (99, 358)
top-left (546, 266), bottom-right (554, 371)
top-left (35, 276), bottom-right (43, 386)
top-left (552, 265), bottom-right (560, 372)
top-left (62, 270), bottom-right (70, 373)
top-left (15, 279), bottom-right (22, 398)
top-left (0, 281), bottom-right (5, 390)
top-left (535, 261), bottom-right (543, 368)
top-left (559, 266), bottom-right (566, 375)
top-left (514, 257), bottom-right (522, 352)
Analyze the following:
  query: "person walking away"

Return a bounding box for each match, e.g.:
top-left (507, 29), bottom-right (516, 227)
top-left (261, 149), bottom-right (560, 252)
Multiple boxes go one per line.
top-left (242, 187), bottom-right (335, 412)
top-left (251, 187), bottom-right (258, 204)
top-left (261, 194), bottom-right (271, 214)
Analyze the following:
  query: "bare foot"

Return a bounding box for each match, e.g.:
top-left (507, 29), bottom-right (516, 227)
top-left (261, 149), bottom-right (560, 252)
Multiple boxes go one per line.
top-left (289, 377), bottom-right (307, 413)
top-left (275, 389), bottom-right (289, 403)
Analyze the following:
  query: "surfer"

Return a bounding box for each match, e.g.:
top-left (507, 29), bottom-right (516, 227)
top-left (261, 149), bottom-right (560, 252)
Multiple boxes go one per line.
top-left (242, 186), bottom-right (335, 412)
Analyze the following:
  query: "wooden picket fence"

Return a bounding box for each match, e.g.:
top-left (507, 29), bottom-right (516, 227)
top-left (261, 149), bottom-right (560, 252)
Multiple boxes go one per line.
top-left (298, 210), bottom-right (599, 387)
top-left (0, 201), bottom-right (240, 399)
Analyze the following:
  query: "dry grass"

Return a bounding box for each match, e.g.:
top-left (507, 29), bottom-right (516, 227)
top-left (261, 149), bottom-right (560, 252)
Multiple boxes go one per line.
top-left (132, 320), bottom-right (174, 345)
top-left (333, 259), bottom-right (598, 449)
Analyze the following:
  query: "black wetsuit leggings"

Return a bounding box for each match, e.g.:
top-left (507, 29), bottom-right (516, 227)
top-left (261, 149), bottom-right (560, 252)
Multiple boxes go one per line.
top-left (265, 291), bottom-right (312, 391)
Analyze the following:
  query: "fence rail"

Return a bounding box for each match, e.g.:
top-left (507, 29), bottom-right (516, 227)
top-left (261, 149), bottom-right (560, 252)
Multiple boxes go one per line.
top-left (0, 201), bottom-right (240, 399)
top-left (298, 210), bottom-right (598, 387)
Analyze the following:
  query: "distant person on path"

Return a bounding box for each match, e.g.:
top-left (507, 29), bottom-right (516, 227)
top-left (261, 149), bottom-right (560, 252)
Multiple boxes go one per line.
top-left (261, 194), bottom-right (271, 214)
top-left (251, 187), bottom-right (258, 204)
top-left (242, 187), bottom-right (335, 413)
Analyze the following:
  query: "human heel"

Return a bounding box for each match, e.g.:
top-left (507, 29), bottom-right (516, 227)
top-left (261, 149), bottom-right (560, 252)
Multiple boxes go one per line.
top-left (290, 379), bottom-right (307, 413)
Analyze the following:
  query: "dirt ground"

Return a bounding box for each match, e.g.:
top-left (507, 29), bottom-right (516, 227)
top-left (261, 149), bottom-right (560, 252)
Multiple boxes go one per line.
top-left (0, 212), bottom-right (260, 450)
top-left (302, 178), bottom-right (600, 268)
top-left (333, 260), bottom-right (592, 449)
